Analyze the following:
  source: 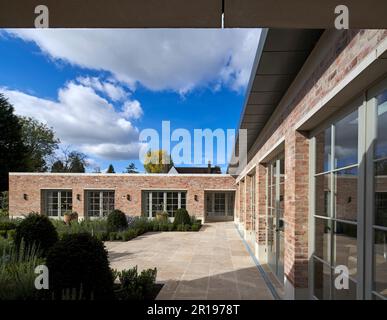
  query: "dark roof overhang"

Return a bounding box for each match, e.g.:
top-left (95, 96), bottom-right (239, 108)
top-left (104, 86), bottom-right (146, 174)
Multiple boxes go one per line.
top-left (228, 28), bottom-right (323, 173)
top-left (1, 1), bottom-right (386, 28)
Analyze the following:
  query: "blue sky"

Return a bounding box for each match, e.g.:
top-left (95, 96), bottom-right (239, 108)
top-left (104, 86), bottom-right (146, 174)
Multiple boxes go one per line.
top-left (0, 29), bottom-right (260, 173)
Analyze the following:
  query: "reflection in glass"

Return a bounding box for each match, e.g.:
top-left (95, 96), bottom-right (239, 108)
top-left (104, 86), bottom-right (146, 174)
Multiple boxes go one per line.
top-left (315, 218), bottom-right (330, 262)
top-left (373, 230), bottom-right (387, 298)
top-left (375, 159), bottom-right (387, 227)
top-left (334, 110), bottom-right (358, 169)
top-left (375, 90), bottom-right (387, 159)
top-left (332, 278), bottom-right (357, 300)
top-left (334, 167), bottom-right (358, 222)
top-left (333, 222), bottom-right (357, 278)
top-left (315, 127), bottom-right (331, 173)
top-left (315, 174), bottom-right (331, 217)
top-left (314, 258), bottom-right (331, 300)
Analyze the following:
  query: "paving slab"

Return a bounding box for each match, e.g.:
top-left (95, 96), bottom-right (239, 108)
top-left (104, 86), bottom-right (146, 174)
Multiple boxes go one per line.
top-left (106, 222), bottom-right (274, 300)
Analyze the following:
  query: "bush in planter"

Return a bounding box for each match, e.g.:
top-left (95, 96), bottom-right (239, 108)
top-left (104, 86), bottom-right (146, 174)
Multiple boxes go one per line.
top-left (14, 213), bottom-right (58, 257)
top-left (46, 233), bottom-right (114, 300)
top-left (173, 208), bottom-right (191, 228)
top-left (107, 210), bottom-right (128, 232)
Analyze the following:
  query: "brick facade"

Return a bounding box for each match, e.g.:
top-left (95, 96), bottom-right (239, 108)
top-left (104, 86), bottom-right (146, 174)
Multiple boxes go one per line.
top-left (8, 173), bottom-right (236, 221)
top-left (234, 29), bottom-right (387, 299)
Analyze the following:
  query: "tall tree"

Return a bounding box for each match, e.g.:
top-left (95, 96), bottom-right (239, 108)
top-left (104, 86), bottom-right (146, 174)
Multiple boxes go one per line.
top-left (143, 150), bottom-right (173, 173)
top-left (0, 94), bottom-right (28, 191)
top-left (67, 151), bottom-right (87, 173)
top-left (51, 160), bottom-right (65, 173)
top-left (50, 148), bottom-right (88, 173)
top-left (106, 164), bottom-right (115, 173)
top-left (19, 116), bottom-right (59, 172)
top-left (125, 162), bottom-right (138, 173)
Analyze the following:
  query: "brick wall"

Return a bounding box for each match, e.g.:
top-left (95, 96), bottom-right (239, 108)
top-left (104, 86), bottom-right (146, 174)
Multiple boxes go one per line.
top-left (9, 173), bottom-right (236, 220)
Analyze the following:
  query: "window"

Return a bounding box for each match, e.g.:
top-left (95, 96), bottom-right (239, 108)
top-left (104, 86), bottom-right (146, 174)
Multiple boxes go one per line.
top-left (143, 191), bottom-right (186, 218)
top-left (206, 192), bottom-right (234, 218)
top-left (86, 190), bottom-right (115, 217)
top-left (313, 109), bottom-right (359, 300)
top-left (372, 89), bottom-right (387, 299)
top-left (44, 190), bottom-right (72, 217)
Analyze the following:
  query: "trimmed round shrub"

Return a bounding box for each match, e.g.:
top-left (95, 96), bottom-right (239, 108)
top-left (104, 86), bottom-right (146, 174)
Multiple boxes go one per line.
top-left (46, 233), bottom-right (114, 300)
top-left (173, 208), bottom-right (191, 227)
top-left (14, 213), bottom-right (58, 256)
top-left (107, 210), bottom-right (128, 232)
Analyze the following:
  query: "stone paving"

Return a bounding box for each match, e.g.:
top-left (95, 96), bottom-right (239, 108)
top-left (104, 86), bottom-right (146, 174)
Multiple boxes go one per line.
top-left (105, 222), bottom-right (274, 300)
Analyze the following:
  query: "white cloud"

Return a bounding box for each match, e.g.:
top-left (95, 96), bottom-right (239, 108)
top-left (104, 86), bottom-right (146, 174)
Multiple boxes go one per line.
top-left (0, 81), bottom-right (144, 160)
top-left (77, 76), bottom-right (128, 101)
top-left (121, 100), bottom-right (143, 120)
top-left (5, 29), bottom-right (260, 93)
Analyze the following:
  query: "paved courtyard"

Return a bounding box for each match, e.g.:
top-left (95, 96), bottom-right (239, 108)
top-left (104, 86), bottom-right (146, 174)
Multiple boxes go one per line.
top-left (105, 222), bottom-right (274, 300)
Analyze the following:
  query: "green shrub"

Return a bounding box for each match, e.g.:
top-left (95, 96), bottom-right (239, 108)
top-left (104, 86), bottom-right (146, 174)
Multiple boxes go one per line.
top-left (52, 218), bottom-right (109, 239)
top-left (168, 224), bottom-right (175, 231)
top-left (152, 223), bottom-right (160, 232)
top-left (173, 208), bottom-right (191, 227)
top-left (107, 210), bottom-right (128, 232)
top-left (109, 232), bottom-right (118, 241)
top-left (0, 241), bottom-right (44, 300)
top-left (15, 213), bottom-right (58, 256)
top-left (0, 220), bottom-right (16, 231)
top-left (0, 192), bottom-right (9, 218)
top-left (183, 224), bottom-right (191, 231)
top-left (46, 233), bottom-right (114, 300)
top-left (191, 223), bottom-right (201, 232)
top-left (159, 223), bottom-right (169, 231)
top-left (113, 266), bottom-right (157, 300)
top-left (95, 231), bottom-right (109, 242)
top-left (7, 229), bottom-right (16, 240)
top-left (0, 230), bottom-right (7, 238)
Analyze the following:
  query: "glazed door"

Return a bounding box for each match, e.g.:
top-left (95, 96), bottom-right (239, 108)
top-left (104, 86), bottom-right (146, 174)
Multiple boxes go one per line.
top-left (267, 155), bottom-right (285, 283)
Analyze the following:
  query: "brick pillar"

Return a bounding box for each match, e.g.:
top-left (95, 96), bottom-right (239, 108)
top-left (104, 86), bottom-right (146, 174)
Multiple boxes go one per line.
top-left (245, 175), bottom-right (252, 232)
top-left (239, 179), bottom-right (245, 224)
top-left (256, 163), bottom-right (267, 262)
top-left (235, 182), bottom-right (240, 222)
top-left (284, 131), bottom-right (310, 300)
top-left (73, 187), bottom-right (85, 219)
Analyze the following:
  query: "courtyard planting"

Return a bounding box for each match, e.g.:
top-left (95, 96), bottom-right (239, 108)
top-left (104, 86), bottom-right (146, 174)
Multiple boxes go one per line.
top-left (0, 209), bottom-right (201, 300)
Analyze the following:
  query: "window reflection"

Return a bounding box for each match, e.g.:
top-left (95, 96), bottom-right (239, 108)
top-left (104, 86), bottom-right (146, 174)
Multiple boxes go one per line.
top-left (334, 167), bottom-right (358, 222)
top-left (375, 159), bottom-right (387, 227)
top-left (315, 174), bottom-right (331, 217)
top-left (333, 222), bottom-right (357, 278)
top-left (314, 258), bottom-right (331, 300)
top-left (375, 90), bottom-right (387, 160)
top-left (373, 230), bottom-right (387, 298)
top-left (315, 127), bottom-right (331, 173)
top-left (315, 218), bottom-right (330, 262)
top-left (335, 110), bottom-right (358, 169)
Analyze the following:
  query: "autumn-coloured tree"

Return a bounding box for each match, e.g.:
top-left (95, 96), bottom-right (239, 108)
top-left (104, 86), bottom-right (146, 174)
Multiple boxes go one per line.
top-left (143, 150), bottom-right (173, 173)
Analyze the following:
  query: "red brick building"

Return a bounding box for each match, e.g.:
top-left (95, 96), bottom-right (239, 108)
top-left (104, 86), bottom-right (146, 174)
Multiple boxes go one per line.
top-left (8, 29), bottom-right (387, 300)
